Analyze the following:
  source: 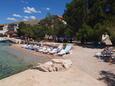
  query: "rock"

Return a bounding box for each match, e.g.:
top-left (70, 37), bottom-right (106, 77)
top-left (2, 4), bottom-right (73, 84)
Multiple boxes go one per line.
top-left (35, 59), bottom-right (72, 72)
top-left (63, 60), bottom-right (72, 69)
top-left (44, 61), bottom-right (53, 67)
top-left (53, 63), bottom-right (64, 71)
top-left (36, 66), bottom-right (49, 72)
top-left (52, 59), bottom-right (64, 64)
top-left (48, 66), bottom-right (54, 72)
top-left (34, 61), bottom-right (53, 72)
top-left (52, 59), bottom-right (72, 69)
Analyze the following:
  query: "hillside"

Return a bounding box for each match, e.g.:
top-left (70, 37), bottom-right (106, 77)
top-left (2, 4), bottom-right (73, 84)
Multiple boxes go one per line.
top-left (11, 19), bottom-right (39, 25)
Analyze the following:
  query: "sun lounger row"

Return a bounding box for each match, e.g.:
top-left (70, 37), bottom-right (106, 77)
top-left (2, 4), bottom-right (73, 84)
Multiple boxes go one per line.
top-left (21, 43), bottom-right (73, 56)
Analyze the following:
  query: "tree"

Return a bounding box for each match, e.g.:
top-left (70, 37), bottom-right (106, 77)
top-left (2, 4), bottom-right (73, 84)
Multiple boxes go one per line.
top-left (17, 22), bottom-right (27, 36)
top-left (39, 15), bottom-right (68, 39)
top-left (31, 25), bottom-right (46, 40)
top-left (63, 0), bottom-right (87, 33)
top-left (77, 24), bottom-right (93, 44)
top-left (64, 0), bottom-right (115, 44)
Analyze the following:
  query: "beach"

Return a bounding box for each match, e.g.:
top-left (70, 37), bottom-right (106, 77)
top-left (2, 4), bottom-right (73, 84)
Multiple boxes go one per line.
top-left (9, 44), bottom-right (54, 63)
top-left (0, 43), bottom-right (114, 86)
top-left (0, 0), bottom-right (114, 85)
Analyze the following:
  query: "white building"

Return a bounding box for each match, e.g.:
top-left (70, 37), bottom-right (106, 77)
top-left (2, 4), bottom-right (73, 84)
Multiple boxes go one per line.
top-left (0, 25), bottom-right (8, 35)
top-left (7, 24), bottom-right (19, 32)
top-left (0, 24), bottom-right (19, 36)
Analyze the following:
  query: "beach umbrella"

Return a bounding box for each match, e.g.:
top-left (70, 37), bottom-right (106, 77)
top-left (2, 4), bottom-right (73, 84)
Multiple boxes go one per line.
top-left (49, 35), bottom-right (53, 40)
top-left (44, 34), bottom-right (49, 39)
top-left (102, 34), bottom-right (112, 46)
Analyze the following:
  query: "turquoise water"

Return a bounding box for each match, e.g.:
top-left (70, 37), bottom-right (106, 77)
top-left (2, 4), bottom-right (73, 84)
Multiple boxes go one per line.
top-left (0, 41), bottom-right (49, 79)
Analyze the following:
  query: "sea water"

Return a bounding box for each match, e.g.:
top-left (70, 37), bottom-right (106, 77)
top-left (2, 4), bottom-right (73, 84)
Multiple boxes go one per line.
top-left (0, 41), bottom-right (50, 79)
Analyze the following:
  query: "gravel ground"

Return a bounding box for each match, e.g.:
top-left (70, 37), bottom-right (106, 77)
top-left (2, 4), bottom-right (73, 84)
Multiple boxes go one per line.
top-left (64, 45), bottom-right (115, 80)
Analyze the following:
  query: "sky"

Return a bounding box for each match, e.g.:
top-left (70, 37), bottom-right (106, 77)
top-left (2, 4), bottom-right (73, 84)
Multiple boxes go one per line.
top-left (0, 0), bottom-right (71, 24)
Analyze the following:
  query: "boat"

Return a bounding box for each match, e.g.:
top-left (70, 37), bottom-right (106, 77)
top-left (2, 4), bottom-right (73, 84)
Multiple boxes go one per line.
top-left (0, 37), bottom-right (7, 42)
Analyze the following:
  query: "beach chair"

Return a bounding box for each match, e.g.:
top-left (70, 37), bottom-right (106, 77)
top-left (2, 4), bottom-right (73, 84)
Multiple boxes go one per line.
top-left (38, 46), bottom-right (47, 52)
top-left (43, 47), bottom-right (53, 54)
top-left (95, 47), bottom-right (113, 62)
top-left (25, 44), bottom-right (34, 50)
top-left (95, 52), bottom-right (102, 57)
top-left (96, 47), bottom-right (113, 57)
top-left (32, 45), bottom-right (40, 50)
top-left (21, 44), bottom-right (27, 48)
top-left (23, 44), bottom-right (31, 49)
top-left (58, 44), bottom-right (73, 56)
top-left (49, 44), bottom-right (63, 54)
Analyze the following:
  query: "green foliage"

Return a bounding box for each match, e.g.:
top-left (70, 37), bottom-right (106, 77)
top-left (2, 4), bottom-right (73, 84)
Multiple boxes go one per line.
top-left (64, 0), bottom-right (115, 44)
top-left (108, 28), bottom-right (115, 45)
top-left (18, 22), bottom-right (46, 40)
top-left (77, 23), bottom-right (110, 43)
top-left (77, 24), bottom-right (94, 43)
top-left (93, 23), bottom-right (108, 42)
top-left (39, 15), bottom-right (68, 37)
top-left (31, 25), bottom-right (46, 40)
top-left (64, 28), bottom-right (73, 37)
top-left (17, 15), bottom-right (69, 41)
top-left (63, 0), bottom-right (86, 33)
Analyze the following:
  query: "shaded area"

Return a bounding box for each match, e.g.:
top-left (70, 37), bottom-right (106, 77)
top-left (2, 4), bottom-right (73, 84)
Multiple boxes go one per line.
top-left (98, 71), bottom-right (115, 86)
top-left (75, 42), bottom-right (105, 49)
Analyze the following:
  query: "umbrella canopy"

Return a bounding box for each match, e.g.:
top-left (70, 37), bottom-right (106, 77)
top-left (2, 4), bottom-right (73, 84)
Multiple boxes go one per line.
top-left (102, 34), bottom-right (112, 45)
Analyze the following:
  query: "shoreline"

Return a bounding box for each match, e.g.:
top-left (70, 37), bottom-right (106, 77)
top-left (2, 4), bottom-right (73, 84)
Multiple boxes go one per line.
top-left (0, 43), bottom-right (55, 79)
top-left (10, 44), bottom-right (57, 63)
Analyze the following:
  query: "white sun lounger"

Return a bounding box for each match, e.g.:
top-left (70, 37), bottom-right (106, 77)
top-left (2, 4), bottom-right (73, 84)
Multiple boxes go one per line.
top-left (58, 44), bottom-right (73, 56)
top-left (38, 46), bottom-right (47, 52)
top-left (43, 47), bottom-right (53, 53)
top-left (95, 52), bottom-right (102, 57)
top-left (23, 44), bottom-right (31, 49)
top-left (32, 45), bottom-right (40, 50)
top-left (25, 44), bottom-right (34, 50)
top-left (49, 44), bottom-right (63, 54)
top-left (21, 44), bottom-right (26, 48)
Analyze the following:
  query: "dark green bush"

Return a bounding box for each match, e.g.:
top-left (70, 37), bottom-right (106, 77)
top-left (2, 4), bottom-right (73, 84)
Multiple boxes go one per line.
top-left (110, 31), bottom-right (115, 45)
